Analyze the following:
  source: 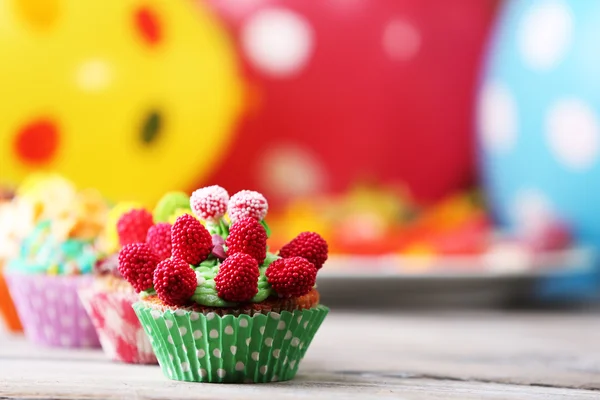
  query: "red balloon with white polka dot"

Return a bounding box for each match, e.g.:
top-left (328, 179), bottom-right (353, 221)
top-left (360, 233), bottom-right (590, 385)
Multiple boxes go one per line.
top-left (203, 0), bottom-right (498, 206)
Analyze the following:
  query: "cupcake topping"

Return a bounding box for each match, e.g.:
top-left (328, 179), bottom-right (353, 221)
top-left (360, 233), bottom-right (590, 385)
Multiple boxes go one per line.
top-left (190, 185), bottom-right (229, 221)
top-left (226, 217), bottom-right (268, 264)
top-left (214, 253), bottom-right (260, 302)
top-left (227, 190), bottom-right (269, 223)
top-left (171, 214), bottom-right (212, 265)
top-left (117, 243), bottom-right (159, 292)
top-left (116, 186), bottom-right (327, 307)
top-left (279, 231), bottom-right (328, 270)
top-left (145, 222), bottom-right (172, 261)
top-left (6, 175), bottom-right (109, 275)
top-left (153, 191), bottom-right (192, 223)
top-left (116, 208), bottom-right (154, 246)
top-left (265, 257), bottom-right (317, 298)
top-left (153, 258), bottom-right (197, 306)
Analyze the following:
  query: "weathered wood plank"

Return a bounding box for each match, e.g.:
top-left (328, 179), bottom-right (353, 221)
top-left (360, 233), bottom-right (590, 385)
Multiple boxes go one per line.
top-left (1, 310), bottom-right (599, 399)
top-left (1, 358), bottom-right (598, 400)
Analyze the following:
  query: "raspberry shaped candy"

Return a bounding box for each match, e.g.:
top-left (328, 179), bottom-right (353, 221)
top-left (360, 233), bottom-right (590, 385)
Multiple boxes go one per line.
top-left (215, 253), bottom-right (260, 302)
top-left (117, 208), bottom-right (154, 246)
top-left (190, 185), bottom-right (229, 221)
top-left (118, 243), bottom-right (160, 293)
top-left (279, 232), bottom-right (328, 269)
top-left (171, 214), bottom-right (212, 265)
top-left (227, 190), bottom-right (268, 223)
top-left (226, 217), bottom-right (267, 264)
top-left (266, 257), bottom-right (317, 298)
top-left (146, 223), bottom-right (172, 261)
top-left (153, 257), bottom-right (197, 306)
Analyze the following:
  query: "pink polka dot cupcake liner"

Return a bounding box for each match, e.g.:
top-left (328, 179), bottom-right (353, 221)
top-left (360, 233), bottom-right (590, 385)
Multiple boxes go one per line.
top-left (133, 302), bottom-right (328, 383)
top-left (78, 287), bottom-right (157, 364)
top-left (3, 271), bottom-right (100, 348)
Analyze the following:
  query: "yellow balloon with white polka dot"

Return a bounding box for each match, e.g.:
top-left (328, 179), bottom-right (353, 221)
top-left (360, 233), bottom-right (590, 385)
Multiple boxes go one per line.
top-left (0, 0), bottom-right (242, 206)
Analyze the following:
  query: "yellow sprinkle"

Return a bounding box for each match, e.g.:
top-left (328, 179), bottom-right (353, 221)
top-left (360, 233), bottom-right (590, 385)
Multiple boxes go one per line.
top-left (47, 264), bottom-right (59, 275)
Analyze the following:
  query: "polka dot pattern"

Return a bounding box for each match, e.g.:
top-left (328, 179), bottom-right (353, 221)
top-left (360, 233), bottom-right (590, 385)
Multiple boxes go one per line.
top-left (4, 273), bottom-right (100, 349)
top-left (135, 6), bottom-right (162, 46)
top-left (140, 111), bottom-right (162, 146)
top-left (132, 303), bottom-right (329, 383)
top-left (14, 118), bottom-right (60, 165)
top-left (241, 7), bottom-right (314, 77)
top-left (14, 0), bottom-right (60, 30)
top-left (382, 18), bottom-right (421, 61)
top-left (546, 99), bottom-right (599, 170)
top-left (479, 0), bottom-right (600, 262)
top-left (518, 0), bottom-right (572, 70)
top-left (259, 144), bottom-right (327, 199)
top-left (76, 59), bottom-right (111, 92)
top-left (478, 82), bottom-right (517, 153)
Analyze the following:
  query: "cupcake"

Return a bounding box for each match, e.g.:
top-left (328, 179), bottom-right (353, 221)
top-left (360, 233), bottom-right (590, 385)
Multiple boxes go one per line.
top-left (3, 175), bottom-right (108, 348)
top-left (79, 252), bottom-right (157, 363)
top-left (122, 186), bottom-right (329, 383)
top-left (78, 195), bottom-right (189, 364)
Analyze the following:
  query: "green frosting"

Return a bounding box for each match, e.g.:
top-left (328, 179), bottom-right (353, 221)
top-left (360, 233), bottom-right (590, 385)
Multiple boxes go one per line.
top-left (190, 253), bottom-right (280, 307)
top-left (8, 220), bottom-right (99, 275)
top-left (191, 264), bottom-right (237, 307)
top-left (153, 191), bottom-right (191, 223)
top-left (251, 266), bottom-right (272, 303)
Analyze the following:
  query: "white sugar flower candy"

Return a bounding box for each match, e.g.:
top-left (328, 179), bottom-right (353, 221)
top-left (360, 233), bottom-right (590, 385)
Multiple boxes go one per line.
top-left (227, 190), bottom-right (268, 223)
top-left (190, 185), bottom-right (229, 221)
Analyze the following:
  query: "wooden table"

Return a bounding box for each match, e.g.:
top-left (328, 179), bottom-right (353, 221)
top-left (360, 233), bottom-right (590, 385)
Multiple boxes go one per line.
top-left (1, 309), bottom-right (599, 399)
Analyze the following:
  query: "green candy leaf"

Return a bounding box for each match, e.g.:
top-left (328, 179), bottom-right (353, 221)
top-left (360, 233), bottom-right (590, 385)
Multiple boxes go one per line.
top-left (261, 252), bottom-right (279, 268)
top-left (260, 219), bottom-right (271, 238)
top-left (219, 219), bottom-right (230, 238)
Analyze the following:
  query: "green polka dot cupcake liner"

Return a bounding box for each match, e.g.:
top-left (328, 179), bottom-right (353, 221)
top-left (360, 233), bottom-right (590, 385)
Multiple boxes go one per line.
top-left (133, 302), bottom-right (328, 383)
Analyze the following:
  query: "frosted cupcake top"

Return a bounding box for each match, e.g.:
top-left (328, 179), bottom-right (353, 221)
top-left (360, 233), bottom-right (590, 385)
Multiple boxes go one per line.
top-left (117, 186), bottom-right (328, 307)
top-left (9, 221), bottom-right (101, 275)
top-left (5, 174), bottom-right (109, 275)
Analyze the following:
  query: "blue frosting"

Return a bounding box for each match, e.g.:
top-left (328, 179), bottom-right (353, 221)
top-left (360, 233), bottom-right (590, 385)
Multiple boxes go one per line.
top-left (8, 220), bottom-right (99, 275)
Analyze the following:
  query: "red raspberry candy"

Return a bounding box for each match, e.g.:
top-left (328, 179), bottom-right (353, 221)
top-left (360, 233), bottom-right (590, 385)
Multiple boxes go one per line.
top-left (226, 217), bottom-right (267, 264)
top-left (146, 223), bottom-right (172, 261)
top-left (118, 243), bottom-right (160, 293)
top-left (279, 232), bottom-right (328, 269)
top-left (171, 214), bottom-right (212, 265)
top-left (215, 253), bottom-right (260, 302)
top-left (266, 257), bottom-right (317, 298)
top-left (153, 257), bottom-right (197, 306)
top-left (117, 208), bottom-right (154, 246)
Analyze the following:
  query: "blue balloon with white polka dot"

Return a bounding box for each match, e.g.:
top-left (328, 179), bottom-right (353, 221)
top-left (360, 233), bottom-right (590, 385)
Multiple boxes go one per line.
top-left (478, 0), bottom-right (600, 300)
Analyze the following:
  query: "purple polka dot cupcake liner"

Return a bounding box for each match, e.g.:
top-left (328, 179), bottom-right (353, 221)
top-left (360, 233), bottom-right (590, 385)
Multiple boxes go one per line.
top-left (4, 271), bottom-right (100, 348)
top-left (134, 302), bottom-right (328, 383)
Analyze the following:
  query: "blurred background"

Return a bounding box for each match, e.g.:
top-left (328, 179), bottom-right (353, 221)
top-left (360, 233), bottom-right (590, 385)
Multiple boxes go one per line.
top-left (2, 0), bottom-right (600, 318)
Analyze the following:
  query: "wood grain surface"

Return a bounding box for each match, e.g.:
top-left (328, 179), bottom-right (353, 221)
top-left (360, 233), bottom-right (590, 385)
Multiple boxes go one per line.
top-left (1, 310), bottom-right (599, 399)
